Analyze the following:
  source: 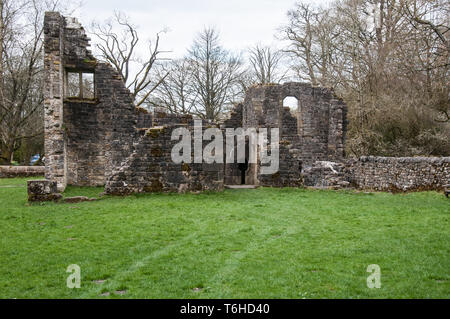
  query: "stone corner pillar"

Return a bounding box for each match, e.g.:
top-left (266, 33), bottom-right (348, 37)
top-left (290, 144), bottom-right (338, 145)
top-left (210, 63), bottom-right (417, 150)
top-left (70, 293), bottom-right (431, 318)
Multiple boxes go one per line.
top-left (43, 12), bottom-right (67, 192)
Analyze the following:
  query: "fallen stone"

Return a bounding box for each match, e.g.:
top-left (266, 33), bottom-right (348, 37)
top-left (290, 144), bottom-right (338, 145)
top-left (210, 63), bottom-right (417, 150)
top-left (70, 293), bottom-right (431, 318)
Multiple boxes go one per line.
top-left (64, 196), bottom-right (89, 203)
top-left (224, 185), bottom-right (259, 189)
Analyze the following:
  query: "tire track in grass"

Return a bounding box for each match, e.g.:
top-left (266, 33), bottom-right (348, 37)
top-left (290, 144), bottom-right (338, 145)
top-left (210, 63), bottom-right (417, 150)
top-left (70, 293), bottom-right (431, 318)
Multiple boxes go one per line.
top-left (81, 200), bottom-right (302, 298)
top-left (79, 200), bottom-right (227, 297)
top-left (80, 230), bottom-right (204, 297)
top-left (199, 205), bottom-right (309, 297)
top-left (203, 224), bottom-right (300, 298)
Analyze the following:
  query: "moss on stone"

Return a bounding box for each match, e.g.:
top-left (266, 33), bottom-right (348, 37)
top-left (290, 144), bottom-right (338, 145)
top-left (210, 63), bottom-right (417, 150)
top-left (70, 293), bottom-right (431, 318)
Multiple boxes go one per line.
top-left (143, 180), bottom-right (163, 192)
top-left (136, 107), bottom-right (149, 114)
top-left (181, 163), bottom-right (191, 172)
top-left (82, 58), bottom-right (97, 67)
top-left (146, 127), bottom-right (164, 138)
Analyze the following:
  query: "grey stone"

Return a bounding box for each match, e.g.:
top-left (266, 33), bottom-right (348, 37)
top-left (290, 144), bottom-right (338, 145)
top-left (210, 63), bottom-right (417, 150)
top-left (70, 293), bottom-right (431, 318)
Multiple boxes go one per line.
top-left (30, 12), bottom-right (448, 201)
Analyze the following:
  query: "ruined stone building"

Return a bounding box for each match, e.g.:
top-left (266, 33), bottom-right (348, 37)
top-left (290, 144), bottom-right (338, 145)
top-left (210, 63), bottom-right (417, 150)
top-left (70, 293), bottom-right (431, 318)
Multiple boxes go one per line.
top-left (27, 13), bottom-right (448, 201)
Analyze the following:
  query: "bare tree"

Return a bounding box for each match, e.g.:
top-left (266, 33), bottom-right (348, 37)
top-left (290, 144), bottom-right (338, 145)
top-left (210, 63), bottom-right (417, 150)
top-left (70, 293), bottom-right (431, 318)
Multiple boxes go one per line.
top-left (0, 0), bottom-right (77, 164)
top-left (281, 0), bottom-right (449, 156)
top-left (187, 27), bottom-right (244, 121)
top-left (400, 0), bottom-right (449, 50)
top-left (281, 2), bottom-right (339, 87)
top-left (281, 3), bottom-right (320, 85)
top-left (148, 59), bottom-right (197, 115)
top-left (91, 12), bottom-right (170, 107)
top-left (247, 44), bottom-right (287, 85)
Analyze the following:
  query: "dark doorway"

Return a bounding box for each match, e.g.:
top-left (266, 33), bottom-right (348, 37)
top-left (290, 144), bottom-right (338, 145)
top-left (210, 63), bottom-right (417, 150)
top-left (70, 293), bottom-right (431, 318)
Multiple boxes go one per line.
top-left (237, 138), bottom-right (250, 185)
top-left (238, 159), bottom-right (249, 185)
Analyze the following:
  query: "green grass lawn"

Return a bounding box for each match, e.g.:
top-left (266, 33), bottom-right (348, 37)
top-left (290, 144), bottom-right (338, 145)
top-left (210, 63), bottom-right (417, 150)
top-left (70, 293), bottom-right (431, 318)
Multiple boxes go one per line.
top-left (0, 177), bottom-right (448, 298)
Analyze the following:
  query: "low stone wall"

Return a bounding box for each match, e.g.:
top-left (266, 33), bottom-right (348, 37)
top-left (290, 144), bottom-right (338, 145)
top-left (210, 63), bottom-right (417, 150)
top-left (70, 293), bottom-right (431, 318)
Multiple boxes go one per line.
top-left (346, 156), bottom-right (450, 192)
top-left (302, 161), bottom-right (349, 189)
top-left (27, 180), bottom-right (62, 202)
top-left (0, 166), bottom-right (45, 178)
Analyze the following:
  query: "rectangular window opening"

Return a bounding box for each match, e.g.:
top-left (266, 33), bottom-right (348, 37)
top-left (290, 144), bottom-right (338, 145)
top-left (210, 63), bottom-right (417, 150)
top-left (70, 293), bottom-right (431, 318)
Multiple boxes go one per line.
top-left (67, 72), bottom-right (80, 97)
top-left (82, 73), bottom-right (95, 99)
top-left (65, 70), bottom-right (95, 99)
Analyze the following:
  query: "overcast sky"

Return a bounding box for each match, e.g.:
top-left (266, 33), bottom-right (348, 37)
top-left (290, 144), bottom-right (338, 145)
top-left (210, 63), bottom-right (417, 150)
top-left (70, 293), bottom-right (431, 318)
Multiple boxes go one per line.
top-left (74, 0), bottom-right (331, 59)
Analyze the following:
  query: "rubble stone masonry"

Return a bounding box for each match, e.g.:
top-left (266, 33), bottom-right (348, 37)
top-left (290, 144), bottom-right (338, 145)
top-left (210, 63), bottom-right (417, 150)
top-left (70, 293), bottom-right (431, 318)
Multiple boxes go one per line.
top-left (0, 166), bottom-right (45, 178)
top-left (26, 12), bottom-right (449, 201)
top-left (346, 156), bottom-right (449, 192)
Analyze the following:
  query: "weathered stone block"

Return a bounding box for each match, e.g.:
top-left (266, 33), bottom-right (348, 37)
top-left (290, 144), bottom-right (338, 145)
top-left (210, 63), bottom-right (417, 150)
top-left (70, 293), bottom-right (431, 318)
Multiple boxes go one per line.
top-left (27, 180), bottom-right (62, 202)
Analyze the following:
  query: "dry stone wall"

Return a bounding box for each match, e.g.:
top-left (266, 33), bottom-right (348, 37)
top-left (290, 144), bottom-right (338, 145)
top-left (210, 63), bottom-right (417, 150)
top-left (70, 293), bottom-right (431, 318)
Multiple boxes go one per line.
top-left (346, 156), bottom-right (450, 192)
top-left (301, 157), bottom-right (449, 192)
top-left (0, 166), bottom-right (45, 178)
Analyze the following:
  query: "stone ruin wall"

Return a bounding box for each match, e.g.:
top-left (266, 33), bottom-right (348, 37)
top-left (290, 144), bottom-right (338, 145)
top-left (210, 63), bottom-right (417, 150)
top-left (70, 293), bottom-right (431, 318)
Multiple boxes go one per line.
top-left (346, 156), bottom-right (449, 192)
top-left (104, 120), bottom-right (224, 195)
top-left (0, 166), bottom-right (45, 178)
top-left (63, 62), bottom-right (138, 187)
top-left (241, 83), bottom-right (347, 187)
top-left (28, 12), bottom-right (448, 201)
top-left (44, 12), bottom-right (140, 189)
top-left (43, 12), bottom-right (66, 191)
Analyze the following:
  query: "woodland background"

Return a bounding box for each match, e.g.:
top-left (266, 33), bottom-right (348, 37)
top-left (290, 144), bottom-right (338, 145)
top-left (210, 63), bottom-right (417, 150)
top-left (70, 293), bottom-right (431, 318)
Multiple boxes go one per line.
top-left (0, 0), bottom-right (448, 165)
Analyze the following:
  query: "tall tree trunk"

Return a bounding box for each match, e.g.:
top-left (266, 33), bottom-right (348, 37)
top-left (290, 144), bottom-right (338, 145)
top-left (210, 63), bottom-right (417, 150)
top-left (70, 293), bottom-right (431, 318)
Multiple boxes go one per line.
top-left (0, 0), bottom-right (4, 91)
top-left (0, 141), bottom-right (14, 164)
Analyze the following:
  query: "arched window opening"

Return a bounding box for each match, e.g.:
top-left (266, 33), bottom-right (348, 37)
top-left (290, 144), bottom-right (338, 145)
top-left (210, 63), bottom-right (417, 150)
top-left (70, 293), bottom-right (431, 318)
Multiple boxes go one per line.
top-left (283, 96), bottom-right (298, 115)
top-left (283, 96), bottom-right (302, 136)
